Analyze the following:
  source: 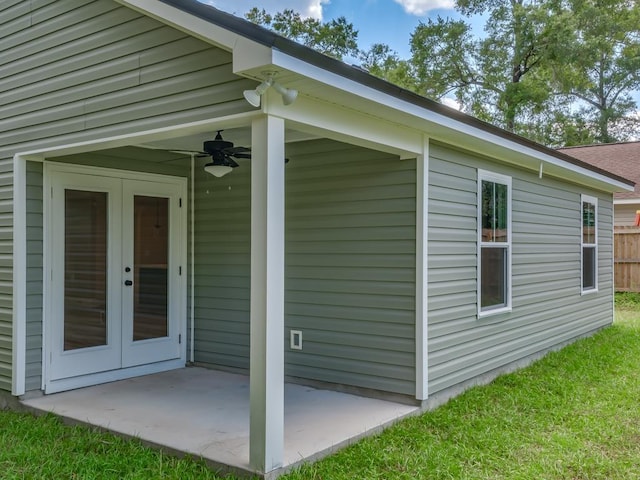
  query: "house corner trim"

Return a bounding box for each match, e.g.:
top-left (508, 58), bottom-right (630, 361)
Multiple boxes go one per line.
top-left (415, 136), bottom-right (429, 400)
top-left (11, 154), bottom-right (29, 396)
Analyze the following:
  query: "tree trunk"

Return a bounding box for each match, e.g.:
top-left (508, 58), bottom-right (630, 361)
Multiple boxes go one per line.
top-left (598, 108), bottom-right (612, 143)
top-left (596, 59), bottom-right (612, 143)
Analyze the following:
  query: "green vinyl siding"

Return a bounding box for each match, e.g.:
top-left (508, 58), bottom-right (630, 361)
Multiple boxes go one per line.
top-left (193, 139), bottom-right (417, 396)
top-left (428, 142), bottom-right (614, 395)
top-left (0, 0), bottom-right (253, 391)
top-left (0, 154), bottom-right (10, 390)
top-left (192, 155), bottom-right (251, 370)
top-left (285, 140), bottom-right (416, 396)
top-left (0, 2), bottom-right (253, 157)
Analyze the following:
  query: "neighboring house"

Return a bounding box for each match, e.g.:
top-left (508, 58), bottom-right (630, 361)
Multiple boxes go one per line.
top-left (0, 0), bottom-right (634, 477)
top-left (559, 141), bottom-right (640, 226)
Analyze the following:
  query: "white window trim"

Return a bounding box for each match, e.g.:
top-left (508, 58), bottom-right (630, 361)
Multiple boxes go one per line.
top-left (581, 194), bottom-right (598, 295)
top-left (477, 169), bottom-right (513, 317)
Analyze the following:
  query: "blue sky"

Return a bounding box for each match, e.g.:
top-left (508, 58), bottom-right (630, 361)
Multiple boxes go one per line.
top-left (203, 0), bottom-right (464, 60)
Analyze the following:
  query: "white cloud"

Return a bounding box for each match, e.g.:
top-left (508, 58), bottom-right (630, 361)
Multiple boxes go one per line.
top-left (305, 0), bottom-right (330, 19)
top-left (201, 1), bottom-right (329, 19)
top-left (441, 97), bottom-right (461, 111)
top-left (393, 0), bottom-right (455, 15)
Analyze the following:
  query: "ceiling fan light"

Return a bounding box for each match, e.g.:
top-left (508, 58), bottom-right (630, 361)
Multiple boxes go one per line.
top-left (204, 163), bottom-right (234, 177)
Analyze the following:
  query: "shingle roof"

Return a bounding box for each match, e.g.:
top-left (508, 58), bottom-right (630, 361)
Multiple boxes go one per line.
top-left (558, 142), bottom-right (640, 199)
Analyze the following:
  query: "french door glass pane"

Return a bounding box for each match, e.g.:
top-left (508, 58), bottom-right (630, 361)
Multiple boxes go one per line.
top-left (133, 195), bottom-right (169, 341)
top-left (481, 246), bottom-right (507, 310)
top-left (64, 190), bottom-right (108, 351)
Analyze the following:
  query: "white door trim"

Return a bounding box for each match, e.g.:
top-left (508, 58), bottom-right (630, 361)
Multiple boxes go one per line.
top-left (43, 162), bottom-right (188, 394)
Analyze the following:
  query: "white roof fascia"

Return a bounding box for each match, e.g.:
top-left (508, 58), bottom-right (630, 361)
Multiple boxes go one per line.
top-left (262, 50), bottom-right (633, 193)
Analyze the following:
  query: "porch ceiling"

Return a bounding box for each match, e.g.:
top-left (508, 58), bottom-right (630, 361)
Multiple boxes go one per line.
top-left (137, 126), bottom-right (318, 154)
top-left (43, 125), bottom-right (321, 169)
top-left (21, 367), bottom-right (418, 478)
top-left (124, 125), bottom-right (323, 168)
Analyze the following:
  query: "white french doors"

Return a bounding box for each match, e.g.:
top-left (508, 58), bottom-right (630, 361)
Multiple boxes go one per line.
top-left (45, 165), bottom-right (186, 389)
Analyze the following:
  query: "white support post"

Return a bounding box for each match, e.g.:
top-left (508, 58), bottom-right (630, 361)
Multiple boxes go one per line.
top-left (249, 115), bottom-right (286, 473)
top-left (415, 136), bottom-right (429, 401)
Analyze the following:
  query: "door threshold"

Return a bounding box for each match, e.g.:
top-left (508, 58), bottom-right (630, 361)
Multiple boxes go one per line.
top-left (45, 359), bottom-right (185, 394)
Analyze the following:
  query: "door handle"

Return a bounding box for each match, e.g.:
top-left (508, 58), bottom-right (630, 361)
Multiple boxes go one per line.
top-left (124, 280), bottom-right (133, 286)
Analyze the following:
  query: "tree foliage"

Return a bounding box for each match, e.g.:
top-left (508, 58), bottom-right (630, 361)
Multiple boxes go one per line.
top-left (409, 0), bottom-right (640, 143)
top-left (546, 0), bottom-right (640, 143)
top-left (245, 8), bottom-right (359, 61)
top-left (410, 1), bottom-right (552, 133)
top-left (358, 43), bottom-right (417, 91)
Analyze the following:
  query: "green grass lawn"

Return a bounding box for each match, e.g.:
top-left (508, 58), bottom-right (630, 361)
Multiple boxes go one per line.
top-left (2, 295), bottom-right (640, 479)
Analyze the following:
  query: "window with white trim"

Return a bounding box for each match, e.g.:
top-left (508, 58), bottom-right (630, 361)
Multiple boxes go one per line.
top-left (478, 170), bottom-right (512, 315)
top-left (581, 195), bottom-right (597, 293)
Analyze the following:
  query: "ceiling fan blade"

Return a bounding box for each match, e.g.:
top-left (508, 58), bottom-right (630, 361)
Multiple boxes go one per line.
top-left (225, 146), bottom-right (251, 154)
top-left (232, 153), bottom-right (252, 159)
top-left (227, 158), bottom-right (240, 168)
top-left (169, 150), bottom-right (208, 157)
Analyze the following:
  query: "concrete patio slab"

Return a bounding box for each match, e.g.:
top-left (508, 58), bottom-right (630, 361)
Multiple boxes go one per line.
top-left (22, 367), bottom-right (418, 477)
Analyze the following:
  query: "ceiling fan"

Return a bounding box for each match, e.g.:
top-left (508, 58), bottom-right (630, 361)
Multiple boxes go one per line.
top-left (142, 130), bottom-right (288, 178)
top-left (194, 130), bottom-right (251, 178)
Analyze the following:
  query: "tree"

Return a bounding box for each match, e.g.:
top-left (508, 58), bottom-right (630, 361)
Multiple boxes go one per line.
top-left (245, 8), bottom-right (359, 61)
top-left (410, 1), bottom-right (552, 132)
top-left (547, 0), bottom-right (640, 143)
top-left (518, 103), bottom-right (600, 147)
top-left (358, 43), bottom-right (418, 91)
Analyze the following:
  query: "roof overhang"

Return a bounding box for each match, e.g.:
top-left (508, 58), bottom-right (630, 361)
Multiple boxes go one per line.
top-left (115, 0), bottom-right (634, 194)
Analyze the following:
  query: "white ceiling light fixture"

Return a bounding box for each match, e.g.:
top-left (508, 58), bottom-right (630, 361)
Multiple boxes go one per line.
top-left (272, 81), bottom-right (298, 105)
top-left (243, 72), bottom-right (298, 108)
top-left (243, 78), bottom-right (272, 107)
top-left (203, 163), bottom-right (234, 178)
